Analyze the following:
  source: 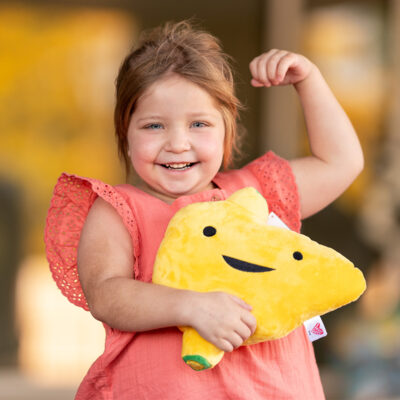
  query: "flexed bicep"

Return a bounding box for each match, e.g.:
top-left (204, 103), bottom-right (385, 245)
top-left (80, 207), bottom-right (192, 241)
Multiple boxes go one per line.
top-left (290, 154), bottom-right (362, 220)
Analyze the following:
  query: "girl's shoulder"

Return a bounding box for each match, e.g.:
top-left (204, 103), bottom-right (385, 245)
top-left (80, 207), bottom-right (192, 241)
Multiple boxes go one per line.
top-left (44, 173), bottom-right (140, 310)
top-left (48, 173), bottom-right (139, 238)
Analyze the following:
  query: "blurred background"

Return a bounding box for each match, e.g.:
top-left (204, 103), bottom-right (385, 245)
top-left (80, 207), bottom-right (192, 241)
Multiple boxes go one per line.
top-left (1, 0), bottom-right (399, 398)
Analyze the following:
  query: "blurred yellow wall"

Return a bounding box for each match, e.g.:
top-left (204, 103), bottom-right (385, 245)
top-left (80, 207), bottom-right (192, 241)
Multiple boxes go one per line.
top-left (0, 4), bottom-right (137, 385)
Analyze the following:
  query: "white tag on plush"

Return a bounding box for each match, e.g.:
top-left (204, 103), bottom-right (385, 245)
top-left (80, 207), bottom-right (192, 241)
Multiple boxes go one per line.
top-left (303, 316), bottom-right (328, 342)
top-left (267, 212), bottom-right (290, 229)
top-left (266, 212), bottom-right (328, 342)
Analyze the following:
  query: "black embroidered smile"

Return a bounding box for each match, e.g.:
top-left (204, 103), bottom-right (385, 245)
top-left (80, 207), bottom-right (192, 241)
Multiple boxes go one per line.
top-left (222, 255), bottom-right (275, 273)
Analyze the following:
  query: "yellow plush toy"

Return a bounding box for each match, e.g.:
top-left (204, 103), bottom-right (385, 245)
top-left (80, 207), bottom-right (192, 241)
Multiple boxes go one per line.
top-left (152, 187), bottom-right (366, 371)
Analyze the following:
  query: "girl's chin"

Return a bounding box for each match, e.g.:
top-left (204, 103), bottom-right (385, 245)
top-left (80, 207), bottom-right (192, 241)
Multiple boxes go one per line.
top-left (136, 174), bottom-right (216, 202)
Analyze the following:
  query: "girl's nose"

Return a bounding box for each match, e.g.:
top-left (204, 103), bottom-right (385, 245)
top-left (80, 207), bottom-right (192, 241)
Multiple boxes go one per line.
top-left (165, 129), bottom-right (191, 153)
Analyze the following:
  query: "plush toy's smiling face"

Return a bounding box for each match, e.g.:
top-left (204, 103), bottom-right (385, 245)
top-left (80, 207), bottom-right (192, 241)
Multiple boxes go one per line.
top-left (152, 187), bottom-right (366, 341)
top-left (222, 254), bottom-right (275, 273)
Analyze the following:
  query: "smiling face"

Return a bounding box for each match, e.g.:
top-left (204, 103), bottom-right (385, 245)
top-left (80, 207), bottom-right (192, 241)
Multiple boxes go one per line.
top-left (127, 73), bottom-right (225, 203)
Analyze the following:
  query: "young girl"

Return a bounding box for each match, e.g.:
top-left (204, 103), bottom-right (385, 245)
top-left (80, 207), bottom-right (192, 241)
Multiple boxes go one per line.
top-left (45, 21), bottom-right (363, 399)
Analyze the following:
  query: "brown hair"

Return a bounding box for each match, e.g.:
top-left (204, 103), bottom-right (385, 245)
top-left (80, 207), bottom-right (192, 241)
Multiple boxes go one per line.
top-left (114, 20), bottom-right (242, 175)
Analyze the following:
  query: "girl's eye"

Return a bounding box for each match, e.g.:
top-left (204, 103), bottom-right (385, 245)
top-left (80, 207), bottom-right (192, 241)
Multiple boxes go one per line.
top-left (191, 121), bottom-right (207, 128)
top-left (145, 123), bottom-right (163, 130)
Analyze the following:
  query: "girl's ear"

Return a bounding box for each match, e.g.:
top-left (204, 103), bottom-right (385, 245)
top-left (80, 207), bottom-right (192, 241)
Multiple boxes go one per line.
top-left (128, 149), bottom-right (131, 157)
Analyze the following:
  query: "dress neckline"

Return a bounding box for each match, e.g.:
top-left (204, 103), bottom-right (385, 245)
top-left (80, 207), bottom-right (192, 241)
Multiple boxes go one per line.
top-left (119, 173), bottom-right (228, 211)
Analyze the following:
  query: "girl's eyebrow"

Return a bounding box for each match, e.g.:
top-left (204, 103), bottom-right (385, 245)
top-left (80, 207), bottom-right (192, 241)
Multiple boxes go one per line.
top-left (136, 112), bottom-right (219, 124)
top-left (136, 115), bottom-right (164, 124)
top-left (186, 111), bottom-right (220, 119)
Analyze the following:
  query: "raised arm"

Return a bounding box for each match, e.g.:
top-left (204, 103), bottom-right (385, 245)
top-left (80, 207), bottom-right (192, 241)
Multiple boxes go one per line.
top-left (250, 49), bottom-right (364, 219)
top-left (77, 197), bottom-right (256, 352)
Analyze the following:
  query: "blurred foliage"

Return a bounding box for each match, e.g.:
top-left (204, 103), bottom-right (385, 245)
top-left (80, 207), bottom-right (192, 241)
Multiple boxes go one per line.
top-left (302, 2), bottom-right (388, 215)
top-left (303, 3), bottom-right (400, 399)
top-left (0, 4), bottom-right (136, 254)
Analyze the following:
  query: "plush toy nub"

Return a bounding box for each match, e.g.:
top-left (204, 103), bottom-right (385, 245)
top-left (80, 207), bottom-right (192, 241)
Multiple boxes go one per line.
top-left (152, 187), bottom-right (366, 371)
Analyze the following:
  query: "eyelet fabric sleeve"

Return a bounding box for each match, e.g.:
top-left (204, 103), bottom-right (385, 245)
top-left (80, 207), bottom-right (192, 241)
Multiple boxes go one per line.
top-left (245, 151), bottom-right (301, 232)
top-left (44, 173), bottom-right (140, 310)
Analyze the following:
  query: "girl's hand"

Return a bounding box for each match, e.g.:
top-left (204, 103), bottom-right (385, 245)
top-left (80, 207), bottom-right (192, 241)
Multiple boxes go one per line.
top-left (249, 49), bottom-right (314, 88)
top-left (183, 291), bottom-right (257, 352)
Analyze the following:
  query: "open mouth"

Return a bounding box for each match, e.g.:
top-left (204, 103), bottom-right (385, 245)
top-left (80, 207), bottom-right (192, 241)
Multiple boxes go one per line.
top-left (222, 255), bottom-right (275, 273)
top-left (161, 162), bottom-right (197, 170)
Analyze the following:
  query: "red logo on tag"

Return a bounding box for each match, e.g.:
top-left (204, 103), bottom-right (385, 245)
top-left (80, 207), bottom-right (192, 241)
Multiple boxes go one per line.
top-left (311, 323), bottom-right (324, 335)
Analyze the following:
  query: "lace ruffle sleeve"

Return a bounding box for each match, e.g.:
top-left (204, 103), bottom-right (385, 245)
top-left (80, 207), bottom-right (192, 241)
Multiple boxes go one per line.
top-left (44, 173), bottom-right (140, 310)
top-left (245, 151), bottom-right (301, 232)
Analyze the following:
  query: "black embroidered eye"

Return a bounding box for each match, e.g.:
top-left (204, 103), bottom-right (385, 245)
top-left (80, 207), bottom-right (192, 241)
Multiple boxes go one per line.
top-left (203, 226), bottom-right (216, 237)
top-left (293, 251), bottom-right (303, 260)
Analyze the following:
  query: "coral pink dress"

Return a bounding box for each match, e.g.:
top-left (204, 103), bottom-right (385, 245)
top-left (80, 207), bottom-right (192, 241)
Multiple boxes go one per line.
top-left (45, 152), bottom-right (325, 399)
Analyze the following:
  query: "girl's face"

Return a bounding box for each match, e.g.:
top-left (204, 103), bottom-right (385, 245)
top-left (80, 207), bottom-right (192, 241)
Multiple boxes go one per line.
top-left (127, 73), bottom-right (225, 203)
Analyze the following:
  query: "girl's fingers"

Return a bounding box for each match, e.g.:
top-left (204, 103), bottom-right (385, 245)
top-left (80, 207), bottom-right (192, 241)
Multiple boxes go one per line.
top-left (218, 338), bottom-right (234, 353)
top-left (276, 52), bottom-right (297, 82)
top-left (250, 49), bottom-right (278, 86)
top-left (257, 49), bottom-right (281, 86)
top-left (249, 56), bottom-right (260, 82)
top-left (226, 332), bottom-right (245, 350)
top-left (234, 324), bottom-right (252, 342)
top-left (251, 78), bottom-right (265, 87)
top-left (230, 295), bottom-right (252, 311)
top-left (250, 49), bottom-right (305, 87)
top-left (241, 311), bottom-right (257, 334)
top-left (215, 321), bottom-right (255, 352)
top-left (256, 50), bottom-right (277, 85)
top-left (267, 50), bottom-right (289, 84)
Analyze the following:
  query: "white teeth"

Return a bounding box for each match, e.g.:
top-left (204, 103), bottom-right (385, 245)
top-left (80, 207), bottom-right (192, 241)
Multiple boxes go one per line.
top-left (164, 163), bottom-right (192, 169)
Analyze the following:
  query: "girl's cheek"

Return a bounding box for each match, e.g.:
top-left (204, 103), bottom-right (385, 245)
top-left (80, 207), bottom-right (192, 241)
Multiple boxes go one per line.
top-left (199, 133), bottom-right (224, 152)
top-left (130, 135), bottom-right (161, 157)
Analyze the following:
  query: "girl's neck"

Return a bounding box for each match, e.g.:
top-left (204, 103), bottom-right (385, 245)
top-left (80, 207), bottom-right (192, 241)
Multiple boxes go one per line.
top-left (135, 180), bottom-right (218, 205)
